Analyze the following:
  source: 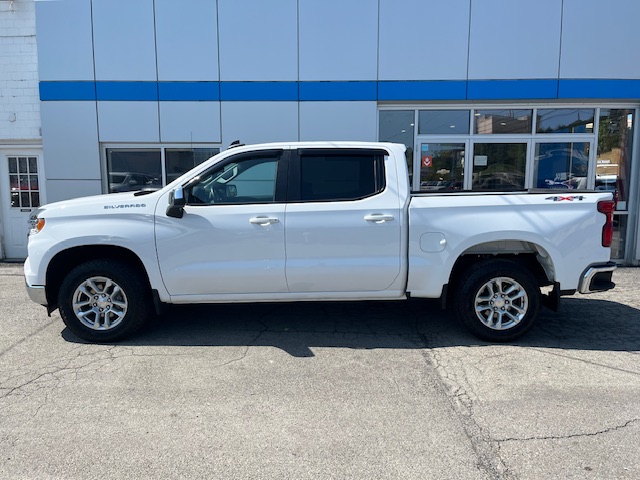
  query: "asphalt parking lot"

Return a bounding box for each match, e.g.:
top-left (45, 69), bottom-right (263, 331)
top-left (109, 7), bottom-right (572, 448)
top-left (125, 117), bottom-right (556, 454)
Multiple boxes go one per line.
top-left (1, 263), bottom-right (639, 479)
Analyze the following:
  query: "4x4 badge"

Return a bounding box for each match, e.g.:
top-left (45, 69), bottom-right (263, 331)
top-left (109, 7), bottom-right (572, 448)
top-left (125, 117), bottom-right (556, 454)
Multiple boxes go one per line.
top-left (545, 195), bottom-right (586, 202)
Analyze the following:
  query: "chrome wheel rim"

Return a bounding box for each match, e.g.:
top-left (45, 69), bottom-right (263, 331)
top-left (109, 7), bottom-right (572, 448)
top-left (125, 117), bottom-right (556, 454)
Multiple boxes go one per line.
top-left (72, 276), bottom-right (128, 331)
top-left (474, 276), bottom-right (528, 330)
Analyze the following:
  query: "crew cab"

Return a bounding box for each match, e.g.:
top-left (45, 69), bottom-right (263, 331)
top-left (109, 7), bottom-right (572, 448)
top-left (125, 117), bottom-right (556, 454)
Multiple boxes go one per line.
top-left (24, 142), bottom-right (616, 342)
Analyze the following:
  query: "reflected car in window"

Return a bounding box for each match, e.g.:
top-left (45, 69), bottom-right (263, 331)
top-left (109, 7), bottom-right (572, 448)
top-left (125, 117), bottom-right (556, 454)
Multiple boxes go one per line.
top-left (109, 172), bottom-right (158, 193)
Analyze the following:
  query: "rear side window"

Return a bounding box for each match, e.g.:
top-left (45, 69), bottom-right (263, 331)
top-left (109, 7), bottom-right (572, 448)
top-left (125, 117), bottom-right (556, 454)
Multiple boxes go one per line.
top-left (298, 152), bottom-right (385, 202)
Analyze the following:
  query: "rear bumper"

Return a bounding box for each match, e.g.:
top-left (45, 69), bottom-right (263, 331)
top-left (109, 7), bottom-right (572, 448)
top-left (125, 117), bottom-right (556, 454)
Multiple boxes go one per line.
top-left (578, 262), bottom-right (616, 294)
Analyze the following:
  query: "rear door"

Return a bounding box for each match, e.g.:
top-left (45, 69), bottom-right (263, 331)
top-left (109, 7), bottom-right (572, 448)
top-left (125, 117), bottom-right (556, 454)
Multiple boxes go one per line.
top-left (284, 148), bottom-right (402, 293)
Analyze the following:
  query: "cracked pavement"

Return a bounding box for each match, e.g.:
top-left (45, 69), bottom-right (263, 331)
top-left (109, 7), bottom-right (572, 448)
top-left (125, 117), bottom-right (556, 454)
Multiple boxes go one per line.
top-left (1, 263), bottom-right (639, 479)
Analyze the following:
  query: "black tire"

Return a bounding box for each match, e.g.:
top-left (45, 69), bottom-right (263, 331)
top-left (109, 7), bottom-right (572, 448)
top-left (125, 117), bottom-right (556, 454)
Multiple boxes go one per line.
top-left (452, 259), bottom-right (540, 342)
top-left (58, 259), bottom-right (150, 342)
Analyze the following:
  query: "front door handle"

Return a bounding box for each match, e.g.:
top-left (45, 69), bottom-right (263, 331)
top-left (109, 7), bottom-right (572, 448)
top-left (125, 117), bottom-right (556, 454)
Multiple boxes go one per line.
top-left (364, 214), bottom-right (395, 223)
top-left (249, 216), bottom-right (280, 225)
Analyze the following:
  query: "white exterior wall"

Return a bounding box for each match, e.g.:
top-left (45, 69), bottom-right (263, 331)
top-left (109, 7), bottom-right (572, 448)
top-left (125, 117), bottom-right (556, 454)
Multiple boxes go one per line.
top-left (0, 0), bottom-right (40, 142)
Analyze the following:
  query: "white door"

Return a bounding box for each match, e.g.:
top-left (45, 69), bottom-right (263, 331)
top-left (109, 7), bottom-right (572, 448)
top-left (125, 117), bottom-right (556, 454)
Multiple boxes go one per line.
top-left (0, 151), bottom-right (44, 259)
top-left (285, 149), bottom-right (402, 293)
top-left (155, 149), bottom-right (289, 297)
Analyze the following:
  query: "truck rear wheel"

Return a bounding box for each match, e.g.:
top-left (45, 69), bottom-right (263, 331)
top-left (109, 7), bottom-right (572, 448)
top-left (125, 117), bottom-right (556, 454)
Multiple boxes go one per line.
top-left (58, 259), bottom-right (150, 342)
top-left (453, 259), bottom-right (540, 342)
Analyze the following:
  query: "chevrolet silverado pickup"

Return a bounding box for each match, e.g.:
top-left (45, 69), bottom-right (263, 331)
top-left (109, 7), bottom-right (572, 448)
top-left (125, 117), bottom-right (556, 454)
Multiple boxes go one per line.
top-left (24, 142), bottom-right (616, 342)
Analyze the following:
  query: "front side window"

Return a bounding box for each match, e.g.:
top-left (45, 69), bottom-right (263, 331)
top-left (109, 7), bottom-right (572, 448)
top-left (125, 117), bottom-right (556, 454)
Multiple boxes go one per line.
top-left (298, 152), bottom-right (384, 202)
top-left (185, 153), bottom-right (280, 205)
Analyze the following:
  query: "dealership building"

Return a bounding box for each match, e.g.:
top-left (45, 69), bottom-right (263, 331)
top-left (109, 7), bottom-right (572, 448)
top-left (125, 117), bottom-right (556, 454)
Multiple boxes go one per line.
top-left (1, 0), bottom-right (639, 263)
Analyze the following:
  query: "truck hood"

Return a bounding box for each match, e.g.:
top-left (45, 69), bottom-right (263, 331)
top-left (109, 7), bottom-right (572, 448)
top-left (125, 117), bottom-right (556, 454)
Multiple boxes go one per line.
top-left (35, 191), bottom-right (161, 218)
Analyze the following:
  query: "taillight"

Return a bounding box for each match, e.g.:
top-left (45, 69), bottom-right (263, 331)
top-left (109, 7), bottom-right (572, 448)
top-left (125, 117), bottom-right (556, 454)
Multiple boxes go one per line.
top-left (597, 200), bottom-right (615, 247)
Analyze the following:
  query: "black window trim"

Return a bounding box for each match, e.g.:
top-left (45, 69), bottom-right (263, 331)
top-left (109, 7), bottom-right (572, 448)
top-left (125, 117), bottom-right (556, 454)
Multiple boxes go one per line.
top-left (288, 148), bottom-right (388, 203)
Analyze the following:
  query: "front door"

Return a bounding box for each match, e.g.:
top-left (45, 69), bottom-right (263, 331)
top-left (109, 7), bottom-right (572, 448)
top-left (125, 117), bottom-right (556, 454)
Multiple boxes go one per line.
top-left (155, 149), bottom-right (289, 297)
top-left (0, 151), bottom-right (44, 259)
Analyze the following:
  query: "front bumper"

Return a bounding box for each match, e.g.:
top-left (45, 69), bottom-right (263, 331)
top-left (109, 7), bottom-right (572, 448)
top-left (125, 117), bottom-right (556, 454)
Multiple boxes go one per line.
top-left (26, 282), bottom-right (48, 306)
top-left (578, 262), bottom-right (617, 294)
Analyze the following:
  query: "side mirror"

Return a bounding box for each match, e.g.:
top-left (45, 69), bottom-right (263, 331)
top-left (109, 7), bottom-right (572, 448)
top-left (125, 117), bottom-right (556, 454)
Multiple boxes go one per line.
top-left (166, 186), bottom-right (186, 218)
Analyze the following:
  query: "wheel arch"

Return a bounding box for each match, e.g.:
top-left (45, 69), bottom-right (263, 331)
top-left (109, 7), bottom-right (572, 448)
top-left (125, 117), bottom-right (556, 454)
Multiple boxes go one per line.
top-left (445, 240), bottom-right (555, 305)
top-left (46, 245), bottom-right (152, 312)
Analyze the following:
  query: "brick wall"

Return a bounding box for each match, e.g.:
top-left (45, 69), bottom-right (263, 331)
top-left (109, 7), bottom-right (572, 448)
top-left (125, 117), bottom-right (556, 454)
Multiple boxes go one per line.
top-left (0, 0), bottom-right (40, 143)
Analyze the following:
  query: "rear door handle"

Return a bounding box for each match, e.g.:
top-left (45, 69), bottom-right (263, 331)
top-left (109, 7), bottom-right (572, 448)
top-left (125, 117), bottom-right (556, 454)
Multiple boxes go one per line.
top-left (364, 214), bottom-right (395, 223)
top-left (249, 216), bottom-right (280, 225)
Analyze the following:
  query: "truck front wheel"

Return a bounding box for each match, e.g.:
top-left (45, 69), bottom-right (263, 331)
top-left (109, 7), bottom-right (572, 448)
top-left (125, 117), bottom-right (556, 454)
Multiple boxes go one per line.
top-left (58, 259), bottom-right (150, 342)
top-left (453, 259), bottom-right (541, 342)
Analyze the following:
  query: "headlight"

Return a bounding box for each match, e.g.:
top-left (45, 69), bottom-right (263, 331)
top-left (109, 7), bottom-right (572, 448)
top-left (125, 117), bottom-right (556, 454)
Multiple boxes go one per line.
top-left (29, 212), bottom-right (45, 235)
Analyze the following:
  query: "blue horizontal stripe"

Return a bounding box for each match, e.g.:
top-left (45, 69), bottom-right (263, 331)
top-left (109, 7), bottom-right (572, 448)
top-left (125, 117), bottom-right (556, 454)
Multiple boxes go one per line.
top-left (300, 81), bottom-right (377, 101)
top-left (378, 81), bottom-right (467, 101)
top-left (39, 79), bottom-right (640, 102)
top-left (158, 82), bottom-right (220, 101)
top-left (220, 82), bottom-right (298, 101)
top-left (559, 79), bottom-right (640, 99)
top-left (467, 79), bottom-right (558, 100)
top-left (40, 82), bottom-right (96, 101)
top-left (96, 82), bottom-right (158, 101)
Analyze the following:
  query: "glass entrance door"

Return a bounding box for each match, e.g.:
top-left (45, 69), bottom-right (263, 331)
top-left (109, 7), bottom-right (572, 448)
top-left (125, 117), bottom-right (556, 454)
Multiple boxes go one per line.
top-left (417, 142), bottom-right (466, 191)
top-left (533, 141), bottom-right (592, 190)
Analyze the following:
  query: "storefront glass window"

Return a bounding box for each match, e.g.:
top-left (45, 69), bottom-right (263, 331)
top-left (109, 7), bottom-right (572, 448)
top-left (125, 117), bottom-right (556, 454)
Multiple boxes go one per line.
top-left (536, 109), bottom-right (595, 134)
top-left (472, 143), bottom-right (526, 191)
top-left (474, 109), bottom-right (532, 134)
top-left (378, 110), bottom-right (415, 185)
top-left (166, 148), bottom-right (220, 184)
top-left (533, 142), bottom-right (590, 189)
top-left (419, 110), bottom-right (470, 135)
top-left (419, 143), bottom-right (464, 191)
top-left (596, 109), bottom-right (634, 210)
top-left (106, 149), bottom-right (162, 193)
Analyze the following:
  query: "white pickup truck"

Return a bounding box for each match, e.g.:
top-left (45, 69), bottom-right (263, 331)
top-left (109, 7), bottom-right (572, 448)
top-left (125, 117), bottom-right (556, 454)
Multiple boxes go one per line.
top-left (25, 142), bottom-right (616, 342)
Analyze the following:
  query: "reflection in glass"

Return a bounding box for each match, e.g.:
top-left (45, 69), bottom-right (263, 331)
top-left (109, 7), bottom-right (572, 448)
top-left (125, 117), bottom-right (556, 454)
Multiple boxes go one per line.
top-left (107, 149), bottom-right (162, 193)
top-left (474, 109), bottom-right (532, 134)
top-left (534, 142), bottom-right (589, 189)
top-left (379, 110), bottom-right (415, 184)
top-left (166, 148), bottom-right (220, 184)
top-left (472, 143), bottom-right (526, 191)
top-left (611, 215), bottom-right (627, 260)
top-left (536, 109), bottom-right (595, 133)
top-left (419, 143), bottom-right (464, 191)
top-left (597, 109), bottom-right (634, 210)
top-left (419, 110), bottom-right (470, 135)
